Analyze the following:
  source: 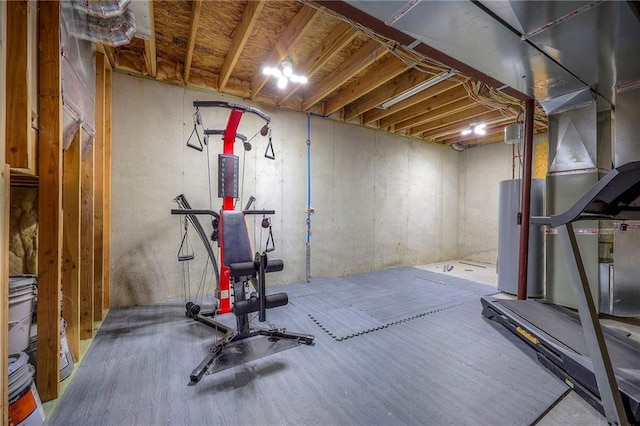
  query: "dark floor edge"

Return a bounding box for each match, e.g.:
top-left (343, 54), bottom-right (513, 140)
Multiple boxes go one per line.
top-left (531, 388), bottom-right (573, 425)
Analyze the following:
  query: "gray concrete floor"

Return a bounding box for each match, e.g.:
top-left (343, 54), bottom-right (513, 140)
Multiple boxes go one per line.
top-left (416, 259), bottom-right (619, 425)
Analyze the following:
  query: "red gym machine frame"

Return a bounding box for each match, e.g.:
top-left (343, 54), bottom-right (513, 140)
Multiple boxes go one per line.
top-left (193, 100), bottom-right (271, 314)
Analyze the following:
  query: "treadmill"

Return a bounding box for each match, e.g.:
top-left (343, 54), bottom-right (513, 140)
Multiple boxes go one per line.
top-left (482, 160), bottom-right (640, 426)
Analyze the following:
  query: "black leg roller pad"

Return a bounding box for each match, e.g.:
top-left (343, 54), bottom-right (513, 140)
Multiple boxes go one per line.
top-left (233, 293), bottom-right (288, 316)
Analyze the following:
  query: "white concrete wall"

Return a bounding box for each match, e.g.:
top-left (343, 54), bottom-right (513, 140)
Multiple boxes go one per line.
top-left (457, 142), bottom-right (513, 262)
top-left (457, 135), bottom-right (547, 263)
top-left (111, 74), bottom-right (459, 306)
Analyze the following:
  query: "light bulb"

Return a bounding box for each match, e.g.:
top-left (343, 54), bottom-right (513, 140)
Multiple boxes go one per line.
top-left (461, 129), bottom-right (472, 136)
top-left (474, 123), bottom-right (487, 135)
top-left (298, 75), bottom-right (308, 84)
top-left (277, 76), bottom-right (288, 89)
top-left (290, 75), bottom-right (299, 83)
top-left (262, 67), bottom-right (272, 76)
top-left (282, 60), bottom-right (293, 77)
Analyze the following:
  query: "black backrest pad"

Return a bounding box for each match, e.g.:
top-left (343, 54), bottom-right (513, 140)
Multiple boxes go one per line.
top-left (221, 210), bottom-right (253, 267)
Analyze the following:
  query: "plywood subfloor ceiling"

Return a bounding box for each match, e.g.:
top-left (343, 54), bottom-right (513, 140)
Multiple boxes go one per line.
top-left (108, 0), bottom-right (548, 147)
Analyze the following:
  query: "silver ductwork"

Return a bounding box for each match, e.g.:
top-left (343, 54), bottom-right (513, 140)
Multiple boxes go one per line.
top-left (348, 1), bottom-right (640, 107)
top-left (71, 0), bottom-right (132, 19)
top-left (63, 0), bottom-right (136, 47)
top-left (544, 85), bottom-right (640, 316)
top-left (615, 87), bottom-right (640, 166)
top-left (346, 0), bottom-right (640, 314)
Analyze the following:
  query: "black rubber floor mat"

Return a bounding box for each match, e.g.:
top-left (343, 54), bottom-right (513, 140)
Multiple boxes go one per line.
top-left (304, 268), bottom-right (497, 341)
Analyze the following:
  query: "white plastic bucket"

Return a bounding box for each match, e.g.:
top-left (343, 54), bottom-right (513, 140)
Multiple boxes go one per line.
top-left (8, 352), bottom-right (46, 426)
top-left (25, 320), bottom-right (75, 382)
top-left (9, 290), bottom-right (36, 353)
top-left (59, 320), bottom-right (75, 381)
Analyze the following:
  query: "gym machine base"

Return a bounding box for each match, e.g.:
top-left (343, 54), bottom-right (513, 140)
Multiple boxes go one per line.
top-left (482, 161), bottom-right (640, 425)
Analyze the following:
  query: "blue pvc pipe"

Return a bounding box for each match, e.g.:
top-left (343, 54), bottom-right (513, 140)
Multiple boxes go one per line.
top-left (306, 114), bottom-right (311, 244)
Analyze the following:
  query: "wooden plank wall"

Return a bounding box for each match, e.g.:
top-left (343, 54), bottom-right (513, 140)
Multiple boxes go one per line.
top-left (81, 144), bottom-right (95, 339)
top-left (37, 0), bottom-right (63, 401)
top-left (93, 53), bottom-right (105, 320)
top-left (2, 0), bottom-right (113, 406)
top-left (2, 0), bottom-right (113, 407)
top-left (62, 128), bottom-right (82, 360)
top-left (104, 66), bottom-right (112, 309)
top-left (1, 1), bottom-right (8, 422)
top-left (1, 165), bottom-right (8, 425)
top-left (5, 1), bottom-right (31, 171)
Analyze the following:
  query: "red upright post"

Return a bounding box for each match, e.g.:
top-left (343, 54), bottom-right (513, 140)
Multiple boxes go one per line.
top-left (218, 109), bottom-right (244, 314)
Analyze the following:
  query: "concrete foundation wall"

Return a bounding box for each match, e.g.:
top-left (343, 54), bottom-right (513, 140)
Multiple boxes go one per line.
top-left (457, 134), bottom-right (548, 263)
top-left (457, 143), bottom-right (512, 262)
top-left (111, 74), bottom-right (459, 307)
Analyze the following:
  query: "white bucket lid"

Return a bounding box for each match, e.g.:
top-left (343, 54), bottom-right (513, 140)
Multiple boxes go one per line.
top-left (8, 352), bottom-right (29, 376)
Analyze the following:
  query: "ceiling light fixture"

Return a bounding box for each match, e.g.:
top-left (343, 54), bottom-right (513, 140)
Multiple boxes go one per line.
top-left (263, 58), bottom-right (308, 90)
top-left (460, 123), bottom-right (487, 136)
top-left (379, 69), bottom-right (456, 110)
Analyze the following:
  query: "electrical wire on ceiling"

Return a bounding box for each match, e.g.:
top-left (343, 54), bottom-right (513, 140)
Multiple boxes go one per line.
top-left (301, 0), bottom-right (548, 131)
top-left (462, 80), bottom-right (548, 127)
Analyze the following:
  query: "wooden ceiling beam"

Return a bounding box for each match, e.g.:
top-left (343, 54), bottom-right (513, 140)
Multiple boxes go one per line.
top-left (343, 68), bottom-right (436, 120)
top-left (323, 56), bottom-right (407, 116)
top-left (184, 0), bottom-right (203, 84)
top-left (381, 85), bottom-right (470, 130)
top-left (396, 99), bottom-right (478, 129)
top-left (219, 0), bottom-right (265, 91)
top-left (278, 21), bottom-right (357, 106)
top-left (250, 5), bottom-right (321, 100)
top-left (436, 125), bottom-right (508, 146)
top-left (393, 99), bottom-right (479, 132)
top-left (418, 110), bottom-right (509, 139)
top-left (143, 0), bottom-right (157, 77)
top-left (362, 79), bottom-right (460, 124)
top-left (409, 105), bottom-right (492, 136)
top-left (303, 39), bottom-right (387, 111)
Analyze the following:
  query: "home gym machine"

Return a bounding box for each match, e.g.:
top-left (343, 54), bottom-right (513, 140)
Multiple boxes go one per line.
top-left (172, 100), bottom-right (314, 385)
top-left (482, 161), bottom-right (640, 425)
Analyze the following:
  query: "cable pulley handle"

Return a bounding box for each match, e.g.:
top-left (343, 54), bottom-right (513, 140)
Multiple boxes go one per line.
top-left (186, 124), bottom-right (204, 152)
top-left (265, 128), bottom-right (275, 160)
top-left (177, 217), bottom-right (195, 261)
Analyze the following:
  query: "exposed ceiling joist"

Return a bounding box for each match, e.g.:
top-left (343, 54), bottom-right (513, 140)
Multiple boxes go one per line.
top-left (184, 0), bottom-right (203, 84)
top-left (111, 1), bottom-right (547, 146)
top-left (219, 0), bottom-right (265, 91)
top-left (278, 21), bottom-right (357, 106)
top-left (383, 85), bottom-right (470, 130)
top-left (143, 0), bottom-right (157, 78)
top-left (250, 5), bottom-right (321, 100)
top-left (392, 97), bottom-right (478, 131)
top-left (436, 123), bottom-right (507, 145)
top-left (343, 68), bottom-right (436, 120)
top-left (362, 79), bottom-right (460, 124)
top-left (419, 109), bottom-right (508, 139)
top-left (323, 56), bottom-right (408, 116)
top-left (303, 39), bottom-right (388, 111)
